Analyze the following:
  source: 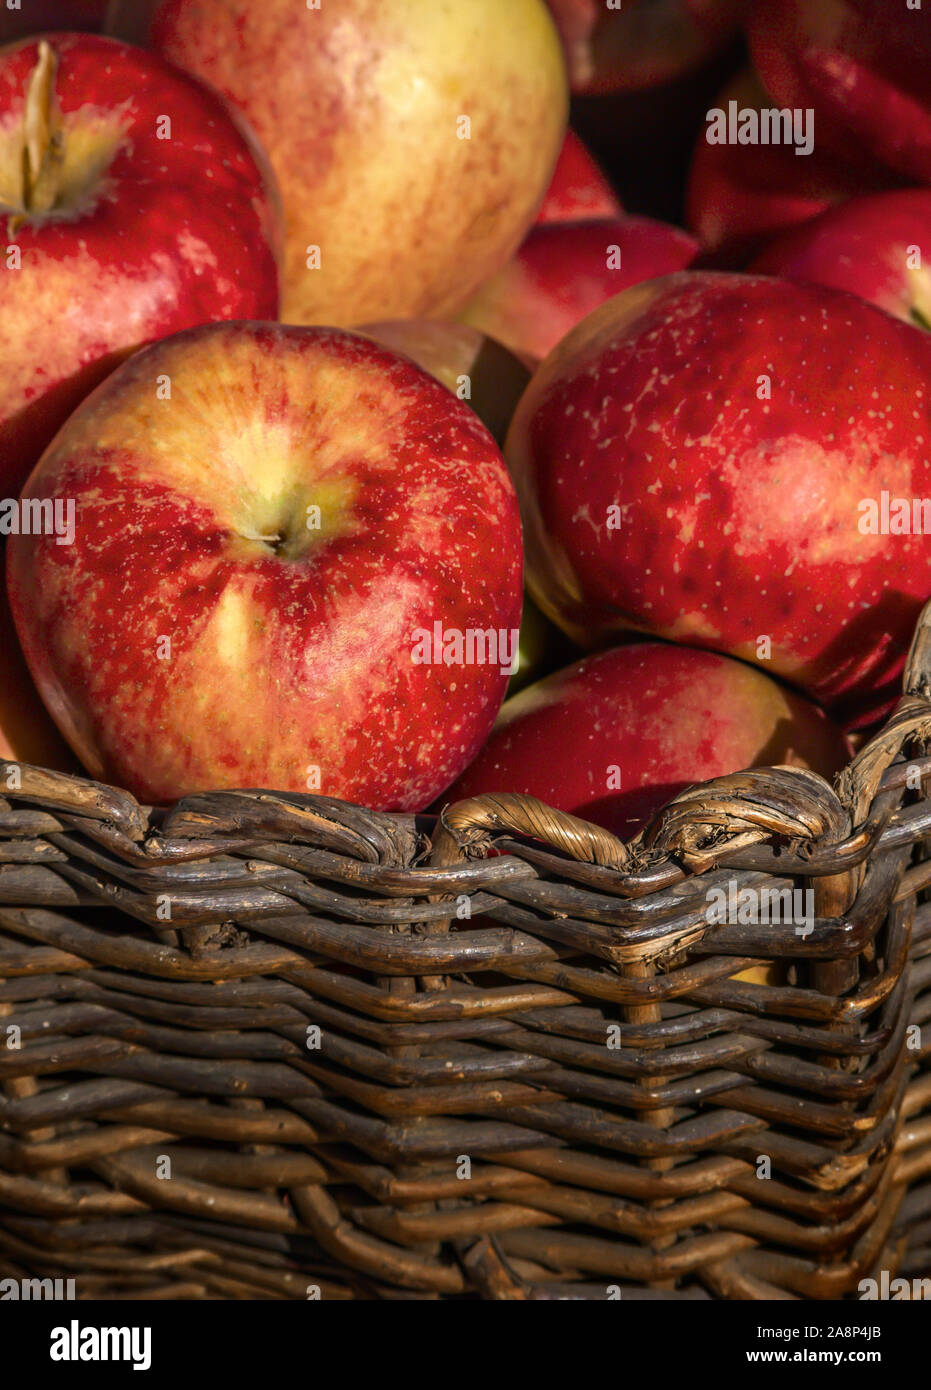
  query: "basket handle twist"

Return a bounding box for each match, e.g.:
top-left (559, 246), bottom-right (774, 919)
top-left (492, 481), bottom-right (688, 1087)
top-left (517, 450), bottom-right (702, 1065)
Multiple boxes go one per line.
top-left (428, 791), bottom-right (630, 870)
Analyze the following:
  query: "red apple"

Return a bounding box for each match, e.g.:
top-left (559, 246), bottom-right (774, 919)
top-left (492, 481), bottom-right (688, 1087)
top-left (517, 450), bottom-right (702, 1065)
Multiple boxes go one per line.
top-left (7, 322), bottom-right (523, 809)
top-left (0, 33), bottom-right (281, 499)
top-left (747, 0), bottom-right (931, 185)
top-left (686, 66), bottom-right (891, 258)
top-left (0, 553), bottom-right (77, 769)
top-left (459, 216), bottom-right (698, 365)
top-left (445, 641), bottom-right (851, 837)
top-left (107, 0), bottom-right (568, 327)
top-left (750, 190), bottom-right (931, 330)
top-left (506, 270), bottom-right (931, 711)
top-left (535, 129), bottom-right (622, 224)
top-left (545, 0), bottom-right (745, 95)
top-left (356, 320), bottom-right (531, 448)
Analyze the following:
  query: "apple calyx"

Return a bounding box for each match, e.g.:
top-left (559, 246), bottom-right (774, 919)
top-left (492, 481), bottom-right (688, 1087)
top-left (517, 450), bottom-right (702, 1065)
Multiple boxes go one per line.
top-left (7, 41), bottom-right (65, 235)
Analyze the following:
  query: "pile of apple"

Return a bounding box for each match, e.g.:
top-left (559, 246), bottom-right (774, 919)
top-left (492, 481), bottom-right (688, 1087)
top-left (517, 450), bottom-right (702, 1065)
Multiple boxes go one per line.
top-left (2, 0), bottom-right (931, 839)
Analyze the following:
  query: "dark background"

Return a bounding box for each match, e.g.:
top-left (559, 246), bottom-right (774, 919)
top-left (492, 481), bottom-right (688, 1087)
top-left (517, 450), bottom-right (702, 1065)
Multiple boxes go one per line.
top-left (572, 32), bottom-right (746, 224)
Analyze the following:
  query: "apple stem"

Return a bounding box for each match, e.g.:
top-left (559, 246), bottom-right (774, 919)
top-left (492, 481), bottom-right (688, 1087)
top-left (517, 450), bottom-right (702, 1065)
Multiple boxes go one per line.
top-left (8, 40), bottom-right (64, 235)
top-left (238, 527), bottom-right (284, 545)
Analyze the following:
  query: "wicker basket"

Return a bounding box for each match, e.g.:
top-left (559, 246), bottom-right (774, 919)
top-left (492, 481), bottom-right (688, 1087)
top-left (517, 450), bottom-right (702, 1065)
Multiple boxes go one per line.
top-left (3, 609), bottom-right (931, 1302)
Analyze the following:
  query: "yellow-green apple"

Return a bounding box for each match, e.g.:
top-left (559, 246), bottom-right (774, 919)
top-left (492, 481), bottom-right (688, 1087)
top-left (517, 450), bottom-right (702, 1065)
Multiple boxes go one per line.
top-left (7, 321), bottom-right (523, 809)
top-left (747, 0), bottom-right (931, 185)
top-left (0, 33), bottom-right (281, 498)
top-left (751, 191), bottom-right (931, 330)
top-left (535, 129), bottom-right (621, 224)
top-left (358, 320), bottom-right (531, 448)
top-left (506, 270), bottom-right (931, 716)
top-left (444, 641), bottom-right (851, 837)
top-left (686, 67), bottom-right (892, 258)
top-left (545, 0), bottom-right (746, 94)
top-left (0, 553), bottom-right (77, 769)
top-left (108, 0), bottom-right (568, 327)
top-left (459, 215), bottom-right (698, 364)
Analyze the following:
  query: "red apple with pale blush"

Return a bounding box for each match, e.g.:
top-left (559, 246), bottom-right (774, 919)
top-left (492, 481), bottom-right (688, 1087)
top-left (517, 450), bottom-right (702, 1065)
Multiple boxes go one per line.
top-left (445, 642), bottom-right (851, 838)
top-left (7, 322), bottom-right (523, 809)
top-left (506, 270), bottom-right (931, 713)
top-left (459, 216), bottom-right (698, 365)
top-left (535, 129), bottom-right (621, 225)
top-left (0, 33), bottom-right (281, 498)
top-left (750, 190), bottom-right (931, 330)
top-left (747, 0), bottom-right (931, 185)
top-left (686, 67), bottom-right (891, 258)
top-left (108, 0), bottom-right (568, 327)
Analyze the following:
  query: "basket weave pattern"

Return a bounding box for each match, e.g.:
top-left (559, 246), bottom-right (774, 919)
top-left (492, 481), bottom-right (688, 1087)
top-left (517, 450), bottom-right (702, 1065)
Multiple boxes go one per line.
top-left (3, 613), bottom-right (931, 1299)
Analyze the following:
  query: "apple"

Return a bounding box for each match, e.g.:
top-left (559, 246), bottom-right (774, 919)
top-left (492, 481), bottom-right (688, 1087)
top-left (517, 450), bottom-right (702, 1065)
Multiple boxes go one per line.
top-left (7, 321), bottom-right (523, 809)
top-left (747, 0), bottom-right (931, 185)
top-left (685, 66), bottom-right (892, 258)
top-left (750, 190), bottom-right (931, 330)
top-left (107, 0), bottom-right (568, 327)
top-left (444, 641), bottom-right (851, 838)
top-left (0, 33), bottom-right (281, 499)
top-left (535, 128), bottom-right (622, 224)
top-left (545, 0), bottom-right (745, 95)
top-left (459, 216), bottom-right (698, 365)
top-left (357, 320), bottom-right (531, 448)
top-left (505, 269), bottom-right (931, 712)
top-left (0, 551), bottom-right (77, 769)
